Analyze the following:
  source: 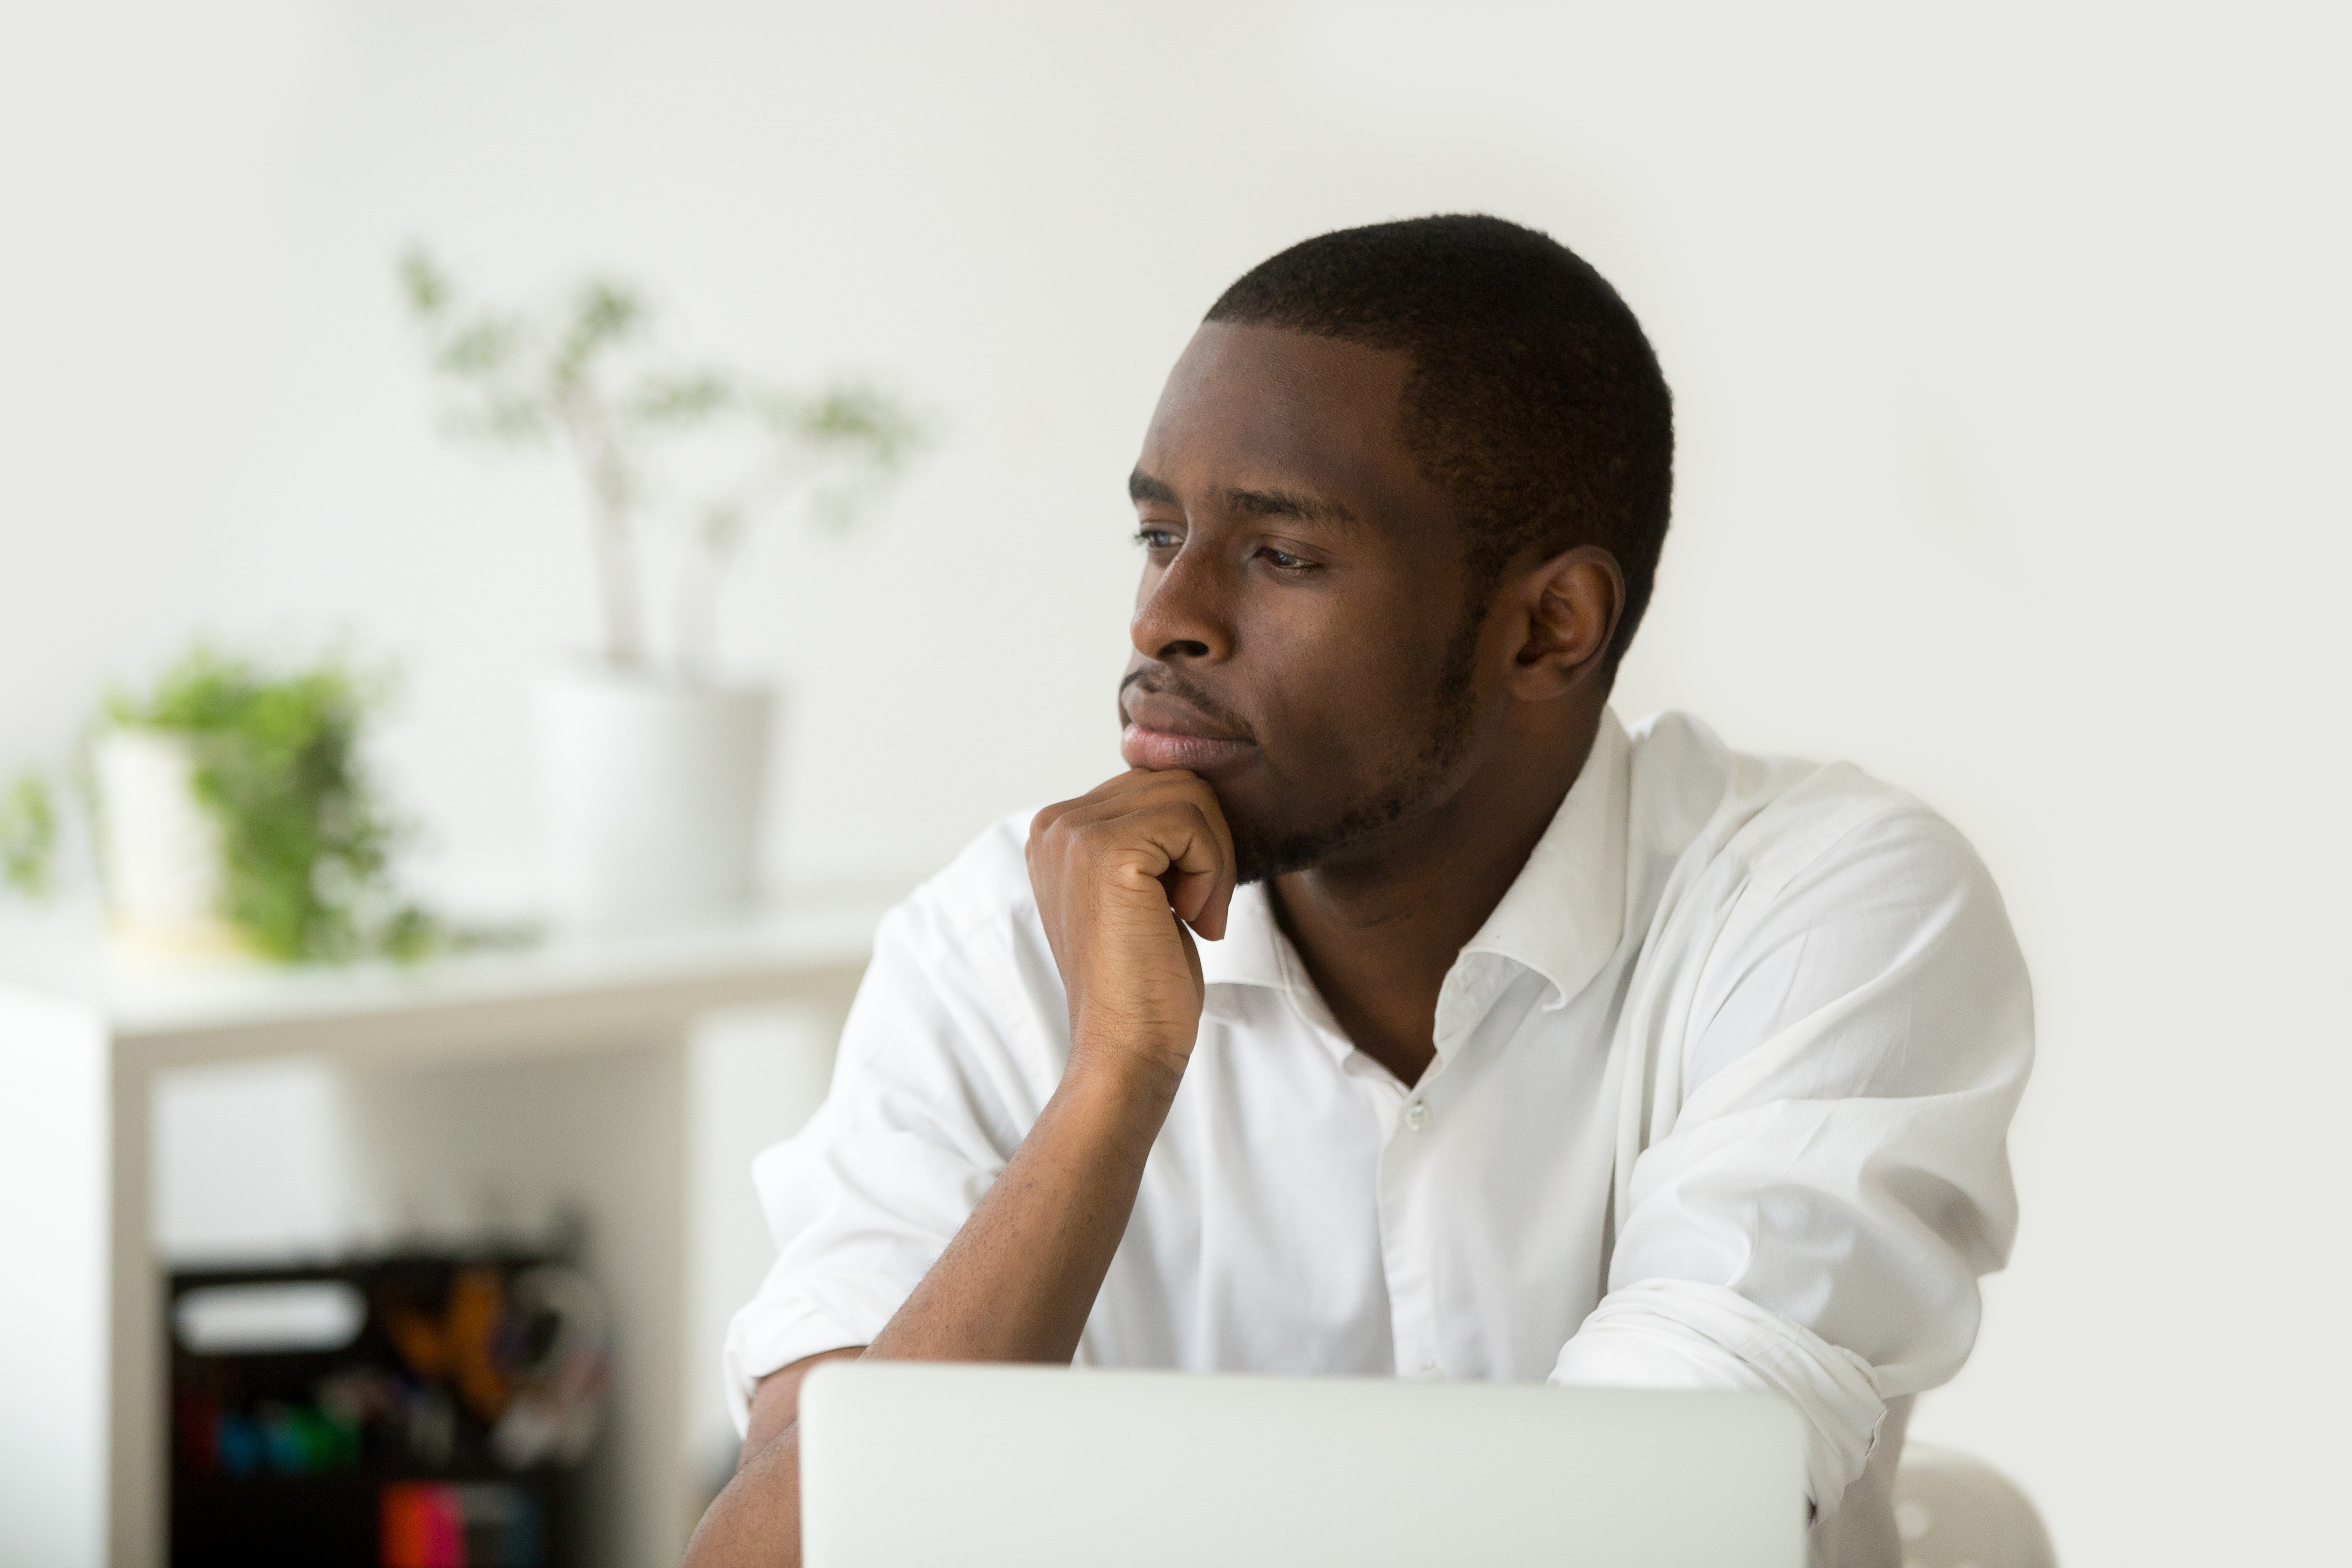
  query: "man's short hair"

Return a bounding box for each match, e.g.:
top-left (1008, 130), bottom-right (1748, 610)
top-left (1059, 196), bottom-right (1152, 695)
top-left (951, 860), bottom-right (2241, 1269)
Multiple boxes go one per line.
top-left (1206, 214), bottom-right (1674, 665)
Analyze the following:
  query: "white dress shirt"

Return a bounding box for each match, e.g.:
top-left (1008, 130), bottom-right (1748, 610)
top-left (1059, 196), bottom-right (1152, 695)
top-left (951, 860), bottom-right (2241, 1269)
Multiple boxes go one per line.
top-left (725, 709), bottom-right (2032, 1537)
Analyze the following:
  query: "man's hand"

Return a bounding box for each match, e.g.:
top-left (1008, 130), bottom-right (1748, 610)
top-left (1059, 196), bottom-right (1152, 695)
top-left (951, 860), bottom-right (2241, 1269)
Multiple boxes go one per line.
top-left (1026, 768), bottom-right (1237, 1091)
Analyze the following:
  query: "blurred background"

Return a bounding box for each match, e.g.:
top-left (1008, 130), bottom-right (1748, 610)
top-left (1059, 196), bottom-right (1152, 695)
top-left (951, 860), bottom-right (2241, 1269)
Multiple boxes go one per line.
top-left (2, 2), bottom-right (2346, 1565)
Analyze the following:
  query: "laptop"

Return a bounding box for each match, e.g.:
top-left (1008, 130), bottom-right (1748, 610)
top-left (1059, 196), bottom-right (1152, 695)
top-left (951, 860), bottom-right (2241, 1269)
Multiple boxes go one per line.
top-left (798, 1362), bottom-right (1807, 1567)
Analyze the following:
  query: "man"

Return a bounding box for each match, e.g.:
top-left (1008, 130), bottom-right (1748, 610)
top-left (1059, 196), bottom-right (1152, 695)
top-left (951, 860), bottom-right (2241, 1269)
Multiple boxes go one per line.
top-left (685, 215), bottom-right (2031, 1568)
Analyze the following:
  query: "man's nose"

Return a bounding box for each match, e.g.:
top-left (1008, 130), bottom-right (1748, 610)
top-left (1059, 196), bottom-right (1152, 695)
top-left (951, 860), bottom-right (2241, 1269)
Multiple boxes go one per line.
top-left (1130, 540), bottom-right (1233, 665)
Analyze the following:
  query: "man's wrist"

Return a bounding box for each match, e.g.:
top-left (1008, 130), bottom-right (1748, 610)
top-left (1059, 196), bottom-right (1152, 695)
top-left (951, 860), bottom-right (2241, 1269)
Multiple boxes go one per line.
top-left (1054, 1035), bottom-right (1187, 1129)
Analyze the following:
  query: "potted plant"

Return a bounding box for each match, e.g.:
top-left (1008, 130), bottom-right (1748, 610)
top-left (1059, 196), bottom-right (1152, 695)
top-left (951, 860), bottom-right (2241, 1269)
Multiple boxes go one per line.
top-left (90, 646), bottom-right (442, 961)
top-left (399, 250), bottom-right (921, 928)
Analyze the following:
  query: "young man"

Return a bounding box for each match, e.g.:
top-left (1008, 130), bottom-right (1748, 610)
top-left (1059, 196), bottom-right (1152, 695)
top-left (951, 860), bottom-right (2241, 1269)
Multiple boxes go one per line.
top-left (686, 216), bottom-right (2031, 1568)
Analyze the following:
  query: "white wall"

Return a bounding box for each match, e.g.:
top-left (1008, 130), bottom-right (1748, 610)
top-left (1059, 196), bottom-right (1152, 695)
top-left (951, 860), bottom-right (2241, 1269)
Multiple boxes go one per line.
top-left (5, 3), bottom-right (2347, 1562)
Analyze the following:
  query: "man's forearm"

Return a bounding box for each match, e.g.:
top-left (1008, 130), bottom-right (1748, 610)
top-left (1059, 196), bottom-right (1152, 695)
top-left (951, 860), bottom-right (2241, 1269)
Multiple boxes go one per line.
top-left (689, 1421), bottom-right (805, 1568)
top-left (684, 1346), bottom-right (860, 1568)
top-left (681, 1057), bottom-right (1176, 1568)
top-left (867, 1053), bottom-right (1177, 1363)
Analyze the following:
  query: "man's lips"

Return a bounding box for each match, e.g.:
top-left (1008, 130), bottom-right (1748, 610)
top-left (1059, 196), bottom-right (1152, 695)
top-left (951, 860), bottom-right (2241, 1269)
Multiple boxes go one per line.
top-left (1119, 689), bottom-right (1258, 773)
top-left (1121, 724), bottom-right (1258, 772)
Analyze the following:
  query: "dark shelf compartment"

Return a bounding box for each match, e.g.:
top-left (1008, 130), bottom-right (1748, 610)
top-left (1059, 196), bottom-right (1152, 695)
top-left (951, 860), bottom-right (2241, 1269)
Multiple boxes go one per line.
top-left (168, 1252), bottom-right (603, 1568)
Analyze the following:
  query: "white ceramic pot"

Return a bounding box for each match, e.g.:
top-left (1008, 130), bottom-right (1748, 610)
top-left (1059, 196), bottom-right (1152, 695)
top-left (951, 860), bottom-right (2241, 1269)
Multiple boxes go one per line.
top-left (92, 728), bottom-right (242, 952)
top-left (536, 667), bottom-right (774, 930)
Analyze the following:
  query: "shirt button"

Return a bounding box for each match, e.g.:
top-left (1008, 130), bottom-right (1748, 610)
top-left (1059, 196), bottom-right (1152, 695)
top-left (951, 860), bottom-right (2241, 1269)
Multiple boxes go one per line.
top-left (1403, 1101), bottom-right (1429, 1133)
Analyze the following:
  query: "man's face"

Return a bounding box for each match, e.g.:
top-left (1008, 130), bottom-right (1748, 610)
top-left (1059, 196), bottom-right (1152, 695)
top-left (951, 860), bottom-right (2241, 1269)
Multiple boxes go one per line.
top-left (1120, 322), bottom-right (1485, 882)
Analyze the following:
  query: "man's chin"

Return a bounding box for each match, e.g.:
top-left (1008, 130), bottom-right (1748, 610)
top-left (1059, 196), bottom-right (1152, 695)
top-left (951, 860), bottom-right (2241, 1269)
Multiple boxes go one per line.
top-left (1222, 776), bottom-right (1437, 887)
top-left (1227, 817), bottom-right (1353, 887)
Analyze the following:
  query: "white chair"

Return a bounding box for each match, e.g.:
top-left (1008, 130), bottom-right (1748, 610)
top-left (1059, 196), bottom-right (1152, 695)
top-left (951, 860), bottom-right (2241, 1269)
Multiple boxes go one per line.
top-left (1891, 1442), bottom-right (2058, 1568)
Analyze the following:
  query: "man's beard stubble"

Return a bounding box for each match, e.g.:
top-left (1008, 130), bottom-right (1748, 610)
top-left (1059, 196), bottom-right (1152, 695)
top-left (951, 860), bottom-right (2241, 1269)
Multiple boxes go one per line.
top-left (1137, 608), bottom-right (1484, 887)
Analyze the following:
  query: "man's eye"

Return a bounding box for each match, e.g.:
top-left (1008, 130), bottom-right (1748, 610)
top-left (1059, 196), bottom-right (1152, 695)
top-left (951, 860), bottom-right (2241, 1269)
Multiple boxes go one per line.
top-left (1134, 527), bottom-right (1181, 551)
top-left (1258, 546), bottom-right (1314, 572)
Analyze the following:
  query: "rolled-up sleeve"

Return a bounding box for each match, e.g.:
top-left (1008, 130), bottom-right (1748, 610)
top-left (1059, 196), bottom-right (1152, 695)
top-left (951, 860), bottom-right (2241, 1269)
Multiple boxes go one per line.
top-left (1552, 805), bottom-right (2033, 1510)
top-left (721, 873), bottom-right (1047, 1431)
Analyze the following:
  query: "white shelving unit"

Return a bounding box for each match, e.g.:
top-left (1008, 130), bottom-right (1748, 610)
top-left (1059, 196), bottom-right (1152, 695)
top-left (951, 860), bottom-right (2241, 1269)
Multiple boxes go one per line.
top-left (0, 893), bottom-right (891, 1568)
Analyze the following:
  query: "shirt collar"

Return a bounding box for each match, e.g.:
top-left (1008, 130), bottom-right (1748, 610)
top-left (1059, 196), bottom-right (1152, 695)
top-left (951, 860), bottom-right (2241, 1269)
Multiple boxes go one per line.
top-left (1195, 864), bottom-right (1291, 1008)
top-left (1440, 706), bottom-right (1630, 1040)
top-left (1196, 707), bottom-right (1632, 1048)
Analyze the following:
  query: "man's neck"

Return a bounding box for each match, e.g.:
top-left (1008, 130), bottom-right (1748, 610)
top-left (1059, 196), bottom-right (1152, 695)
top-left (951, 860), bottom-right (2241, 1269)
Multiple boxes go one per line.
top-left (1266, 709), bottom-right (1603, 1087)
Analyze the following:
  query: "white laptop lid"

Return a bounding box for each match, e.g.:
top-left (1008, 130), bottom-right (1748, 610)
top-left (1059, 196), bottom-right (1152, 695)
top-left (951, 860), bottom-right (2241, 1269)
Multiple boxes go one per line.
top-left (799, 1362), bottom-right (1807, 1568)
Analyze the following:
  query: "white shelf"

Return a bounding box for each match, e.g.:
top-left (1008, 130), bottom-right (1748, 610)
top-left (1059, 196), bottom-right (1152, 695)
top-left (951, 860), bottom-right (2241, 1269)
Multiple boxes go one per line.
top-left (0, 888), bottom-right (897, 1568)
top-left (2, 891), bottom-right (890, 1042)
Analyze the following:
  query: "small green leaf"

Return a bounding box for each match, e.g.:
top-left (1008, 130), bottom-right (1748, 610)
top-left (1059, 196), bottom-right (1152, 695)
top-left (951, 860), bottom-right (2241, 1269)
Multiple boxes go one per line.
top-left (396, 245), bottom-right (453, 318)
top-left (630, 370), bottom-right (735, 426)
top-left (0, 772), bottom-right (55, 898)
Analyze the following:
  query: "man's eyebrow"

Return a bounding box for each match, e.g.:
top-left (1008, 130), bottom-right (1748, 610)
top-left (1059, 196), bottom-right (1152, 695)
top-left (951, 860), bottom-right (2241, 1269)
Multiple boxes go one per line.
top-left (1220, 486), bottom-right (1359, 530)
top-left (1127, 469), bottom-right (1361, 532)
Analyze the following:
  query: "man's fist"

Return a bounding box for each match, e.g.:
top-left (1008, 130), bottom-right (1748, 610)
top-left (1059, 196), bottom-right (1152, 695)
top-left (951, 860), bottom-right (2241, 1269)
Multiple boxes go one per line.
top-left (1026, 769), bottom-right (1237, 1093)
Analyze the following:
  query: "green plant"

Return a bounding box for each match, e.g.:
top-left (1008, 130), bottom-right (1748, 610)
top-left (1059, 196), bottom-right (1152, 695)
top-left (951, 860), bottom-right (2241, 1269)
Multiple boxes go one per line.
top-left (108, 646), bottom-right (449, 962)
top-left (0, 771), bottom-right (55, 897)
top-left (398, 248), bottom-right (925, 674)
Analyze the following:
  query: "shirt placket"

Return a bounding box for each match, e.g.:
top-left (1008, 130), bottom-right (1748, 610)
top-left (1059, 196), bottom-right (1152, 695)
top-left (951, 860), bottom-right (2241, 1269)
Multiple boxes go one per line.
top-left (1378, 957), bottom-right (1504, 1381)
top-left (1378, 1100), bottom-right (1438, 1378)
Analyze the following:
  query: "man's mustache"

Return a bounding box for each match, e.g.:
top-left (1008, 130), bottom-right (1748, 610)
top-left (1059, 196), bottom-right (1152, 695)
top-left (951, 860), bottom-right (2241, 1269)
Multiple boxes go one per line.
top-left (1119, 666), bottom-right (1257, 743)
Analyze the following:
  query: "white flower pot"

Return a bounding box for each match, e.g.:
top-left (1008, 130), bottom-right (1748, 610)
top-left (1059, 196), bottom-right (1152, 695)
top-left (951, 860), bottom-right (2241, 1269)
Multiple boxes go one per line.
top-left (92, 728), bottom-right (243, 952)
top-left (536, 667), bottom-right (773, 930)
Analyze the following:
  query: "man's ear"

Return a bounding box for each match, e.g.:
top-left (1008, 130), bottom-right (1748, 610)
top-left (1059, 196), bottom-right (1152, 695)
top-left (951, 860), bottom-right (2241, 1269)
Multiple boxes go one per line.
top-left (1505, 545), bottom-right (1624, 700)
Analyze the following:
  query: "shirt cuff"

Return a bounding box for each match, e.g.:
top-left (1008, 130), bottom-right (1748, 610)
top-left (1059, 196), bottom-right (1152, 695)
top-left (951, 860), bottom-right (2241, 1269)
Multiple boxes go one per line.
top-left (720, 1274), bottom-right (915, 1434)
top-left (1550, 1278), bottom-right (1886, 1514)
